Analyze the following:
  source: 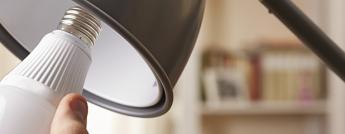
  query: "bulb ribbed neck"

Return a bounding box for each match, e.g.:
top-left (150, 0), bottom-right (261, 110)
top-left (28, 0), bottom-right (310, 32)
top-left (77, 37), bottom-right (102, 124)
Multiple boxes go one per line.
top-left (1, 31), bottom-right (92, 105)
top-left (58, 6), bottom-right (101, 46)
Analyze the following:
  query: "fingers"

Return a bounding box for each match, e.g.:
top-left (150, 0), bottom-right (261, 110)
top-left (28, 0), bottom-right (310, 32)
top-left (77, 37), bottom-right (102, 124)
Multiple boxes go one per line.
top-left (50, 93), bottom-right (88, 134)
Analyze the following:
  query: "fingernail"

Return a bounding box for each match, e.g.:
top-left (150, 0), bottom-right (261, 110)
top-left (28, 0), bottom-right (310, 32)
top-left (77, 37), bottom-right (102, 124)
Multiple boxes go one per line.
top-left (70, 97), bottom-right (88, 121)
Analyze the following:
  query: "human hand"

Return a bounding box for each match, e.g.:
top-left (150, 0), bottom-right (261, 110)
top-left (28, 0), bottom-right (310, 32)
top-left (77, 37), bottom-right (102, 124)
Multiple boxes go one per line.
top-left (50, 93), bottom-right (88, 134)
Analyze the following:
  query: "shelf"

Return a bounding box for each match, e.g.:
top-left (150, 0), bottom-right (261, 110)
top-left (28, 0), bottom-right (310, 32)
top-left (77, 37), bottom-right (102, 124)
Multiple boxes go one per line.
top-left (201, 101), bottom-right (327, 116)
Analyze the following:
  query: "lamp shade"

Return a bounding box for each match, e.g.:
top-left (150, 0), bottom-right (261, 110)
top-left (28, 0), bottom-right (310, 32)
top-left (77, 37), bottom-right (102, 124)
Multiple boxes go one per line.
top-left (0, 0), bottom-right (205, 117)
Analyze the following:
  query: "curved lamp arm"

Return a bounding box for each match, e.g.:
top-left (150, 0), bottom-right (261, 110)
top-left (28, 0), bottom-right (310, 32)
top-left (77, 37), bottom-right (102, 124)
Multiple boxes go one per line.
top-left (260, 0), bottom-right (345, 82)
top-left (0, 24), bottom-right (29, 60)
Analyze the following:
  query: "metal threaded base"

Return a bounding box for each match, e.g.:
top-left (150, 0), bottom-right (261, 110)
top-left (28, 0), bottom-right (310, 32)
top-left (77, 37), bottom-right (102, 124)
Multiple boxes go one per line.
top-left (58, 6), bottom-right (101, 46)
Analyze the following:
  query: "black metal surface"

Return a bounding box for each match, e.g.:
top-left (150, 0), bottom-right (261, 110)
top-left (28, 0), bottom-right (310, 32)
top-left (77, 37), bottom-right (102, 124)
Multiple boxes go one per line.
top-left (0, 24), bottom-right (29, 60)
top-left (0, 0), bottom-right (205, 117)
top-left (76, 0), bottom-right (205, 86)
top-left (260, 0), bottom-right (345, 82)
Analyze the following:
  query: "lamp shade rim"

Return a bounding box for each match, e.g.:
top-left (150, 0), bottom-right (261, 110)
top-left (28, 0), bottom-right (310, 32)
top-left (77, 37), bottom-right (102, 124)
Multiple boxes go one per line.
top-left (74, 0), bottom-right (174, 117)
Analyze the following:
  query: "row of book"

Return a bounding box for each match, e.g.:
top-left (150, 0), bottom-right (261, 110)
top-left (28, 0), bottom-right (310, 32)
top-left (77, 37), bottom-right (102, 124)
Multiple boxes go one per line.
top-left (260, 51), bottom-right (323, 102)
top-left (201, 42), bottom-right (325, 106)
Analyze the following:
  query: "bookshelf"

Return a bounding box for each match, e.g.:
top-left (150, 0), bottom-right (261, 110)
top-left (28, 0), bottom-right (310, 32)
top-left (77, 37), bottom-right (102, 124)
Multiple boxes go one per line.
top-left (200, 42), bottom-right (327, 115)
top-left (201, 101), bottom-right (327, 116)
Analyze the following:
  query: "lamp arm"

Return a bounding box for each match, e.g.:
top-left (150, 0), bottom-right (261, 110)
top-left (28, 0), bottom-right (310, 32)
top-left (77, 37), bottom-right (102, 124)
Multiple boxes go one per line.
top-left (0, 23), bottom-right (29, 60)
top-left (260, 0), bottom-right (345, 82)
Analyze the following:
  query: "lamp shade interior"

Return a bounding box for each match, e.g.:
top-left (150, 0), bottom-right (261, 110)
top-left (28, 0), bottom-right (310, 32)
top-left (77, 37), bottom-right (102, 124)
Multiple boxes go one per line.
top-left (0, 0), bottom-right (162, 108)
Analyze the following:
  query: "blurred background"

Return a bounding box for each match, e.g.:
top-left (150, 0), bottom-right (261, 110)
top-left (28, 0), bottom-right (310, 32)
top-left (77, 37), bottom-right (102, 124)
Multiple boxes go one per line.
top-left (1, 0), bottom-right (345, 134)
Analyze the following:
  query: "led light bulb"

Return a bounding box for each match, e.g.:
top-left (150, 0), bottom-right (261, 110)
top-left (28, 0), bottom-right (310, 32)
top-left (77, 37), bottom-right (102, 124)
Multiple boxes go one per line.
top-left (0, 7), bottom-right (101, 134)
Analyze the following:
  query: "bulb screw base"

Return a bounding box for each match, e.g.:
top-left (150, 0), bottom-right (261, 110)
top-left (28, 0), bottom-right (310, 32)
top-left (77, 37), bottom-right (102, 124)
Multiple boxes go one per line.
top-left (58, 6), bottom-right (101, 46)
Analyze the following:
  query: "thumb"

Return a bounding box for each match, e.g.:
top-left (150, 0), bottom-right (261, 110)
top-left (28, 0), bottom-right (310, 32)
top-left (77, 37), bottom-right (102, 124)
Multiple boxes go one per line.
top-left (50, 93), bottom-right (88, 134)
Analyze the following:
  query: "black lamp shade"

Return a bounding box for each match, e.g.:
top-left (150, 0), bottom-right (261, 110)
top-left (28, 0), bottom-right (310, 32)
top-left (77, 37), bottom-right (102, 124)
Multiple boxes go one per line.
top-left (0, 0), bottom-right (205, 117)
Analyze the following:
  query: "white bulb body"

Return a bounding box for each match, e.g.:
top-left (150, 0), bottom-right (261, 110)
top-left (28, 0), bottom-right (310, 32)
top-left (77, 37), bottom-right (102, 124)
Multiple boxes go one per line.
top-left (0, 30), bottom-right (92, 134)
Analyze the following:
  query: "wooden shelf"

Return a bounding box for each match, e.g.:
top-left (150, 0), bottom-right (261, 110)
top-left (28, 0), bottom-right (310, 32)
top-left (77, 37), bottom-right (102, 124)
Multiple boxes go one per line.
top-left (201, 101), bottom-right (327, 116)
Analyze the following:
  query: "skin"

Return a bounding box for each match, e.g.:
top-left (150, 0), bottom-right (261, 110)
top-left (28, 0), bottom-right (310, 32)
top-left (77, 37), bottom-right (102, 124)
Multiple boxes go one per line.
top-left (50, 93), bottom-right (89, 134)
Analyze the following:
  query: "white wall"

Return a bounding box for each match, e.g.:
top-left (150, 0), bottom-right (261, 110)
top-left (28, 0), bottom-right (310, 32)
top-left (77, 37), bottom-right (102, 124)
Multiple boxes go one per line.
top-left (200, 0), bottom-right (324, 50)
top-left (327, 0), bottom-right (345, 134)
